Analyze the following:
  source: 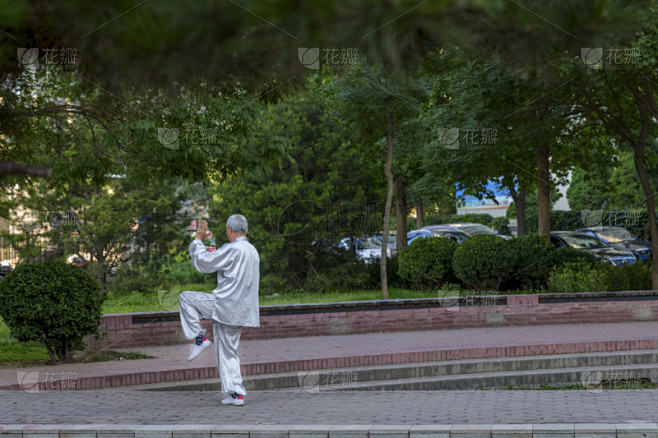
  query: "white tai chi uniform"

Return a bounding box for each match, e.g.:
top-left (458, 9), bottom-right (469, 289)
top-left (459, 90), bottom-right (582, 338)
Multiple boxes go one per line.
top-left (179, 236), bottom-right (260, 396)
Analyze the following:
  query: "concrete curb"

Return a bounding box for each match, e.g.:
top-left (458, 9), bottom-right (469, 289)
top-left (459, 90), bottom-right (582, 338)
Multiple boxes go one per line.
top-left (3, 424), bottom-right (658, 438)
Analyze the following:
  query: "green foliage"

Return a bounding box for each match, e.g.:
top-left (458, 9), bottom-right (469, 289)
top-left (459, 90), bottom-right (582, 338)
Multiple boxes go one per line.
top-left (521, 207), bottom-right (657, 241)
top-left (213, 77), bottom-right (385, 292)
top-left (108, 248), bottom-right (216, 295)
top-left (452, 235), bottom-right (516, 291)
top-left (363, 256), bottom-right (404, 290)
top-left (554, 247), bottom-right (601, 267)
top-left (523, 210), bottom-right (583, 234)
top-left (567, 167), bottom-right (611, 211)
top-left (502, 234), bottom-right (557, 291)
top-left (398, 237), bottom-right (458, 289)
top-left (547, 262), bottom-right (609, 293)
top-left (158, 248), bottom-right (216, 286)
top-left (108, 263), bottom-right (169, 295)
top-left (491, 217), bottom-right (510, 235)
top-left (604, 263), bottom-right (652, 291)
top-left (301, 248), bottom-right (376, 293)
top-left (6, 176), bottom-right (193, 290)
top-left (567, 152), bottom-right (657, 212)
top-left (547, 261), bottom-right (652, 293)
top-left (0, 260), bottom-right (105, 363)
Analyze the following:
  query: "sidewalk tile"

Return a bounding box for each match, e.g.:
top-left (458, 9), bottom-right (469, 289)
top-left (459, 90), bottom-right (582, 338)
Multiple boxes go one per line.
top-left (329, 425), bottom-right (369, 438)
top-left (616, 424), bottom-right (658, 438)
top-left (248, 425), bottom-right (290, 438)
top-left (574, 424), bottom-right (616, 438)
top-left (98, 424), bottom-right (143, 438)
top-left (172, 425), bottom-right (212, 438)
top-left (491, 424), bottom-right (532, 438)
top-left (210, 425), bottom-right (249, 438)
top-left (450, 425), bottom-right (493, 438)
top-left (22, 425), bottom-right (60, 438)
top-left (136, 426), bottom-right (174, 438)
top-left (532, 424), bottom-right (574, 438)
top-left (368, 425), bottom-right (410, 438)
top-left (289, 425), bottom-right (330, 438)
top-left (410, 425), bottom-right (450, 438)
top-left (60, 424), bottom-right (108, 438)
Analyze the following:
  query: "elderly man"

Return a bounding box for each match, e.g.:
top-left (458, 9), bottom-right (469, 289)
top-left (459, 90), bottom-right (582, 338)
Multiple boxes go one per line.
top-left (178, 214), bottom-right (260, 407)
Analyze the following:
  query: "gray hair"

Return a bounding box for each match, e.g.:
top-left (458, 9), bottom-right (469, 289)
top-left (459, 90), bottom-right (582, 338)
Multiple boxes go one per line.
top-left (226, 214), bottom-right (248, 234)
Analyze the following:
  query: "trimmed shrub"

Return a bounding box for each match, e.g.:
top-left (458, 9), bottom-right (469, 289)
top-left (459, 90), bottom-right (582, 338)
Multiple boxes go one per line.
top-left (502, 234), bottom-right (557, 291)
top-left (554, 247), bottom-right (600, 267)
top-left (0, 260), bottom-right (105, 363)
top-left (603, 263), bottom-right (651, 291)
top-left (452, 235), bottom-right (516, 291)
top-left (547, 262), bottom-right (609, 293)
top-left (547, 261), bottom-right (652, 293)
top-left (398, 237), bottom-right (458, 289)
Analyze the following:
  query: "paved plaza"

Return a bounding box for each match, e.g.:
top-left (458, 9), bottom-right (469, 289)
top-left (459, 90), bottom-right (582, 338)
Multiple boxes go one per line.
top-left (1, 389), bottom-right (658, 424)
top-left (2, 322), bottom-right (658, 428)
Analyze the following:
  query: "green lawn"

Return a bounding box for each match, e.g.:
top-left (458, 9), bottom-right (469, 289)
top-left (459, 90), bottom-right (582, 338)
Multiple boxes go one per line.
top-left (0, 321), bottom-right (50, 363)
top-left (102, 284), bottom-right (459, 313)
top-left (1, 284), bottom-right (460, 367)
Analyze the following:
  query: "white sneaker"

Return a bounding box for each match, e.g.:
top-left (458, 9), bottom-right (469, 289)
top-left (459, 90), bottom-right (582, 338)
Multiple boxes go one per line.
top-left (221, 392), bottom-right (245, 406)
top-left (187, 338), bottom-right (212, 361)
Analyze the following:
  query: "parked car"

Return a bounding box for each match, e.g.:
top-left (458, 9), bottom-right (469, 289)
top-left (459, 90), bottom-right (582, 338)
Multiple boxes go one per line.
top-left (424, 222), bottom-right (508, 238)
top-left (550, 231), bottom-right (636, 266)
top-left (0, 262), bottom-right (13, 279)
top-left (337, 233), bottom-right (395, 262)
top-left (408, 226), bottom-right (470, 245)
top-left (576, 226), bottom-right (651, 261)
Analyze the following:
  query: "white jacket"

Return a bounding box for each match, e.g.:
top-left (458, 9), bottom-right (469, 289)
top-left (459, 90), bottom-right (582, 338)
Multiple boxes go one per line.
top-left (188, 236), bottom-right (260, 327)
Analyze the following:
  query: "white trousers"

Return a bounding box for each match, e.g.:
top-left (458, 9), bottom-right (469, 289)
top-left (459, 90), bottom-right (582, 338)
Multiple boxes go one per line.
top-left (178, 291), bottom-right (246, 396)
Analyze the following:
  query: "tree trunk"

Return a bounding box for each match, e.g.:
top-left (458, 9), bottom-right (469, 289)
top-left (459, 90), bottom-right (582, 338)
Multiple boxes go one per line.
top-left (42, 334), bottom-right (57, 365)
top-left (415, 198), bottom-right (424, 229)
top-left (632, 142), bottom-right (658, 289)
top-left (395, 174), bottom-right (407, 253)
top-left (536, 143), bottom-right (551, 238)
top-left (380, 115), bottom-right (395, 300)
top-left (509, 187), bottom-right (527, 236)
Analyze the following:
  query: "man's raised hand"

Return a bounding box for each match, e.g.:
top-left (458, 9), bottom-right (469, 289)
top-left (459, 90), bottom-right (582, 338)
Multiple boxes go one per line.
top-left (195, 220), bottom-right (209, 241)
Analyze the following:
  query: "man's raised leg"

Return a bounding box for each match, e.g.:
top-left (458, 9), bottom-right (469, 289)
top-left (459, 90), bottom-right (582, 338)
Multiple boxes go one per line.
top-left (178, 291), bottom-right (214, 361)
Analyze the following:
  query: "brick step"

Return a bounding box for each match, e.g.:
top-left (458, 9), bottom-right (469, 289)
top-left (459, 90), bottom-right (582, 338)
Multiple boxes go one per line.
top-left (126, 350), bottom-right (658, 392)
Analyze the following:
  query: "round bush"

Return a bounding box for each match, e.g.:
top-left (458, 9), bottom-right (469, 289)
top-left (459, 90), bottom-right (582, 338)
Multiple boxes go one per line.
top-left (0, 260), bottom-right (105, 363)
top-left (398, 237), bottom-right (458, 289)
top-left (452, 234), bottom-right (515, 291)
top-left (502, 234), bottom-right (557, 291)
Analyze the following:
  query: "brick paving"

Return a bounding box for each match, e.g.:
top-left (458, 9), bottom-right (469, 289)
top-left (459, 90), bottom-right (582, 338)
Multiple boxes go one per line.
top-left (1, 389), bottom-right (658, 424)
top-left (2, 322), bottom-right (658, 390)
